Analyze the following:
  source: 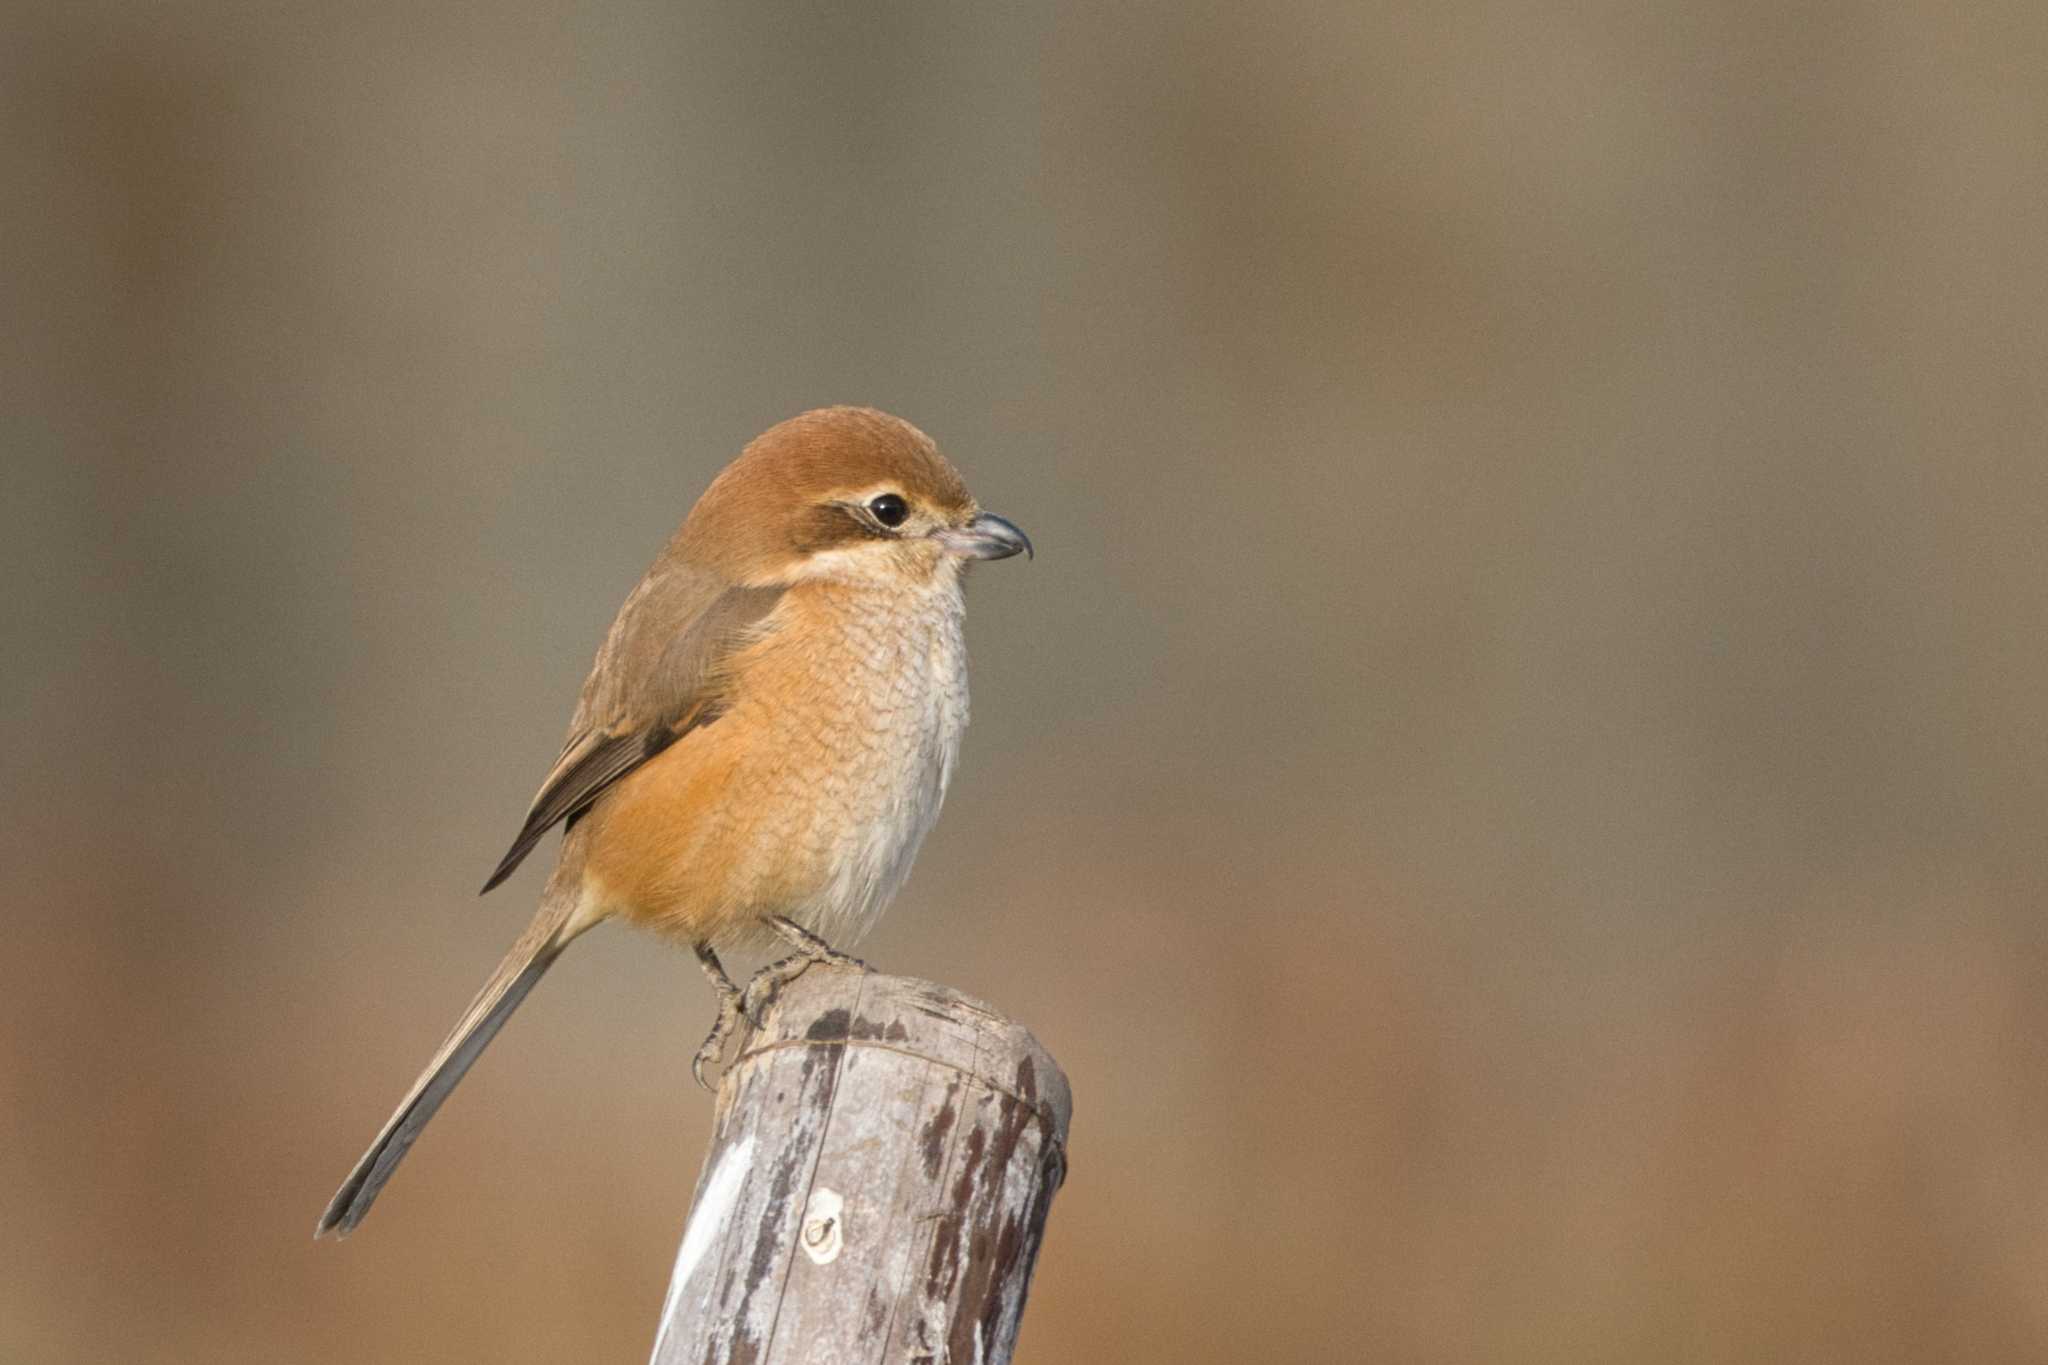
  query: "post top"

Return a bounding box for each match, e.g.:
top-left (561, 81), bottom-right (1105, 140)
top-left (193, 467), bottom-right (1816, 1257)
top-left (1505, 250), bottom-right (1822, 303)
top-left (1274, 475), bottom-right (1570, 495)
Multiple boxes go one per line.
top-left (721, 967), bottom-right (1073, 1143)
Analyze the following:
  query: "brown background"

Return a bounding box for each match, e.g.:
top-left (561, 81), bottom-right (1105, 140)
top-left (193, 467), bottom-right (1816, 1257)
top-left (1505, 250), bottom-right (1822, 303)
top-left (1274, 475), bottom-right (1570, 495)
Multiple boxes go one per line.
top-left (6, 3), bottom-right (2047, 1362)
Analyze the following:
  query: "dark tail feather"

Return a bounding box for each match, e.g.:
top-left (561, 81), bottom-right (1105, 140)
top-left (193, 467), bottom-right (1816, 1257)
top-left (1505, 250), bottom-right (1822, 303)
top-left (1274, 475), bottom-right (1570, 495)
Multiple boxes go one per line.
top-left (316, 915), bottom-right (571, 1238)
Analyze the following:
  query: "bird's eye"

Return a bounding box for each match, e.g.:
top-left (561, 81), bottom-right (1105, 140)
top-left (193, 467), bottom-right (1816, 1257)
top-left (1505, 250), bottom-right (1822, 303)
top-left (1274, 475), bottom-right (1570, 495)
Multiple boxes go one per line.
top-left (868, 493), bottom-right (910, 528)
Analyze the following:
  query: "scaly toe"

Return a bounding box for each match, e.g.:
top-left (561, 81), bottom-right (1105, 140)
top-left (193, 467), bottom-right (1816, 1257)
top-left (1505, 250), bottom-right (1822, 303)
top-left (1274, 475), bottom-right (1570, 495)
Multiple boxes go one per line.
top-left (741, 955), bottom-right (808, 1026)
top-left (692, 997), bottom-right (743, 1091)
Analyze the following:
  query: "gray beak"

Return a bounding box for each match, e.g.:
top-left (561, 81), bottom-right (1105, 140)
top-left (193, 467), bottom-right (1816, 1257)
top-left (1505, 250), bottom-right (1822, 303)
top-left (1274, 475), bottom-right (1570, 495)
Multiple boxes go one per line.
top-left (938, 511), bottom-right (1033, 561)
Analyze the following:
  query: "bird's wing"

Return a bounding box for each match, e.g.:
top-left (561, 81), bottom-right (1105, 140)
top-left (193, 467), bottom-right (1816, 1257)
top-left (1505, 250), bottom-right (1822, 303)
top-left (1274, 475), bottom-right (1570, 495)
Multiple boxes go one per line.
top-left (480, 566), bottom-right (784, 893)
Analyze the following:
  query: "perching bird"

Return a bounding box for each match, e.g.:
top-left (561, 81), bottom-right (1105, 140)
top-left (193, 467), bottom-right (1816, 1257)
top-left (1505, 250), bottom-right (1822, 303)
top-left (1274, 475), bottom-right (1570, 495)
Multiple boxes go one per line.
top-left (317, 407), bottom-right (1030, 1237)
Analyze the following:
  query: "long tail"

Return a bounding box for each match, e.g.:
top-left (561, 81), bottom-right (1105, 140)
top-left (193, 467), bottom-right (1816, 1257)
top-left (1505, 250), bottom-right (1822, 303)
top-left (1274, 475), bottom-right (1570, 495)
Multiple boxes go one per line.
top-left (316, 887), bottom-right (585, 1238)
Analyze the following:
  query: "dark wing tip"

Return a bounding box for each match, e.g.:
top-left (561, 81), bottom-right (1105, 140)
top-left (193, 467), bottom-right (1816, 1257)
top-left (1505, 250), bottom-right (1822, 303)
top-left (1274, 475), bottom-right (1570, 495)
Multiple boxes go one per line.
top-left (479, 829), bottom-right (544, 896)
top-left (479, 723), bottom-right (702, 896)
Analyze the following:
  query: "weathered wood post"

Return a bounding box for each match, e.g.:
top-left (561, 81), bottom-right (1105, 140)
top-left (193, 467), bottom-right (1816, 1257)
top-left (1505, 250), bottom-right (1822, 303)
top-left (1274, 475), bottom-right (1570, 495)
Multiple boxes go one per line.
top-left (650, 969), bottom-right (1072, 1365)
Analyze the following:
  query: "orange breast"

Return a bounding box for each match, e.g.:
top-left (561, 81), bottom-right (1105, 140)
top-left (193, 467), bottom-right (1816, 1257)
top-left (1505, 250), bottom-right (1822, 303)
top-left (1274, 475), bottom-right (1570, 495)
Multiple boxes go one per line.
top-left (579, 722), bottom-right (753, 941)
top-left (577, 576), bottom-right (968, 950)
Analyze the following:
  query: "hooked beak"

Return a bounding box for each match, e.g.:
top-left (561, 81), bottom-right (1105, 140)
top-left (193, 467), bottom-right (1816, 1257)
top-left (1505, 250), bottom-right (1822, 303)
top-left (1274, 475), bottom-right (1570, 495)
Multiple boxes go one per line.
top-left (937, 510), bottom-right (1033, 561)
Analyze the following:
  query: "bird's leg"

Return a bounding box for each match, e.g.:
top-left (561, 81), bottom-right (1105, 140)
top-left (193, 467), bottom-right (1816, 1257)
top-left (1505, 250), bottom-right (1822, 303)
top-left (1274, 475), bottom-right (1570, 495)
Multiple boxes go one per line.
top-left (690, 942), bottom-right (744, 1091)
top-left (740, 917), bottom-right (868, 1024)
top-left (767, 915), bottom-right (867, 970)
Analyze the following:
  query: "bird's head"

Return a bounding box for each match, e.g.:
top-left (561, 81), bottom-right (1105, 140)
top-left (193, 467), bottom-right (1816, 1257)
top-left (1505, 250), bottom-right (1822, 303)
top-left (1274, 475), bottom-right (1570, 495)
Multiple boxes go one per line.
top-left (680, 407), bottom-right (1031, 588)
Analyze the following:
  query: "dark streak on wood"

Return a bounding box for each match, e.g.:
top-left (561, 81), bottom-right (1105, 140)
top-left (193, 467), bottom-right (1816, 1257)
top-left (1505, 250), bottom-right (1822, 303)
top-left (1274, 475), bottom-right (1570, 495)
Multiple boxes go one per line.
top-left (919, 1090), bottom-right (958, 1182)
top-left (804, 1007), bottom-right (852, 1042)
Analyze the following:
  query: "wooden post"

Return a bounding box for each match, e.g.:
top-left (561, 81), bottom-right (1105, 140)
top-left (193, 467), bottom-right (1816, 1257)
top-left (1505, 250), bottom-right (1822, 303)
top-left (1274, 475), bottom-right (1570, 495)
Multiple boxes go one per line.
top-left (649, 969), bottom-right (1072, 1365)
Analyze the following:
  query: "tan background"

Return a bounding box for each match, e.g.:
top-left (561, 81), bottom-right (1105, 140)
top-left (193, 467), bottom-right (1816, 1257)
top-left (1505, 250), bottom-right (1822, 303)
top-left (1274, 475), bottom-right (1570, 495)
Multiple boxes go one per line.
top-left (6, 3), bottom-right (2048, 1361)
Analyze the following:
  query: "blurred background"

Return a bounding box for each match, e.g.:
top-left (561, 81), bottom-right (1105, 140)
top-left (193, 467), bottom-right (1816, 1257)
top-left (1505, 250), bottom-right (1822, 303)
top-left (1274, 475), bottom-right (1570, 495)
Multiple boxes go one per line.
top-left (5, 2), bottom-right (2047, 1361)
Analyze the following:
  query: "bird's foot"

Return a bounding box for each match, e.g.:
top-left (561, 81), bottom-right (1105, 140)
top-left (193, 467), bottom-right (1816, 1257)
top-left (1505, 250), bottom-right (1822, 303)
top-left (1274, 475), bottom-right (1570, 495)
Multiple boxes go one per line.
top-left (766, 915), bottom-right (868, 972)
top-left (740, 953), bottom-right (813, 1027)
top-left (691, 994), bottom-right (743, 1091)
top-left (691, 942), bottom-right (744, 1091)
top-left (737, 919), bottom-right (868, 1025)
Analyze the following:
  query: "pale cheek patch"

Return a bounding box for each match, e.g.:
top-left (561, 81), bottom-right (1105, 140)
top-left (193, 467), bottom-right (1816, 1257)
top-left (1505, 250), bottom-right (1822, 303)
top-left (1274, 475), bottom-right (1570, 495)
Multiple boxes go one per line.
top-left (785, 545), bottom-right (886, 580)
top-left (782, 541), bottom-right (943, 588)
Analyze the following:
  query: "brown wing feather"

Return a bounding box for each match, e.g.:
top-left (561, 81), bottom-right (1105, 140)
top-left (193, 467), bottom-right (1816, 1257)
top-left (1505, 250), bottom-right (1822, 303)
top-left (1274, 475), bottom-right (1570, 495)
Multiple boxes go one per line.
top-left (479, 729), bottom-right (662, 894)
top-left (480, 568), bottom-right (784, 894)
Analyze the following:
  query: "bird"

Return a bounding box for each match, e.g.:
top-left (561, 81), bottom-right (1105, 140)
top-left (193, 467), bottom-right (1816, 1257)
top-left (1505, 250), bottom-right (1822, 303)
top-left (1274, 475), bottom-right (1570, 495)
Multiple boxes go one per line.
top-left (316, 406), bottom-right (1031, 1238)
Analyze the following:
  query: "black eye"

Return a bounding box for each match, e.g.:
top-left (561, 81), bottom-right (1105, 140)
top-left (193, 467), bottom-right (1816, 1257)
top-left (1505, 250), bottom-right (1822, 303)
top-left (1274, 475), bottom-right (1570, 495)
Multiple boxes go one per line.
top-left (868, 493), bottom-right (909, 528)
